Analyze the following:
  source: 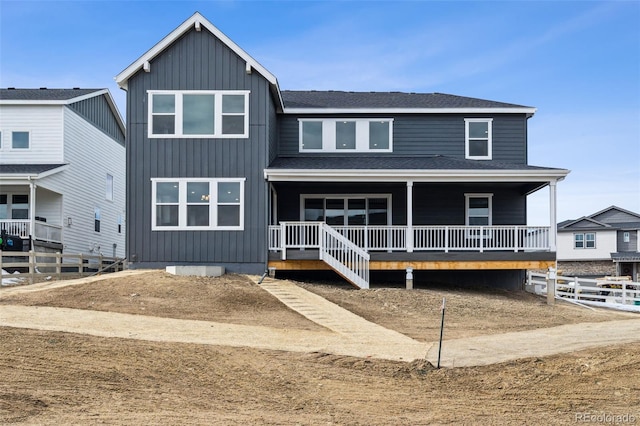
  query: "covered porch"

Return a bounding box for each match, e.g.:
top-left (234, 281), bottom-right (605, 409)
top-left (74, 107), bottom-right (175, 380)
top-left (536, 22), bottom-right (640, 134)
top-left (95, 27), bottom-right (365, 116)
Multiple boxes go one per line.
top-left (0, 164), bottom-right (67, 248)
top-left (264, 159), bottom-right (568, 288)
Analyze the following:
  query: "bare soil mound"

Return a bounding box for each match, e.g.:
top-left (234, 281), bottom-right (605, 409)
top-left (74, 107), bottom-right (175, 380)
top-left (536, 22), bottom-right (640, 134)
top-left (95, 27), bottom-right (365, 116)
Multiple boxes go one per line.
top-left (1, 271), bottom-right (638, 424)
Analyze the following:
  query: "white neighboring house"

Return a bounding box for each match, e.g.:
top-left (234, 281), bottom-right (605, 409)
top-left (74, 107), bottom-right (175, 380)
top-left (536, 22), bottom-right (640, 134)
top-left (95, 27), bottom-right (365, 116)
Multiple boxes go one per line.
top-left (0, 88), bottom-right (126, 258)
top-left (557, 206), bottom-right (640, 280)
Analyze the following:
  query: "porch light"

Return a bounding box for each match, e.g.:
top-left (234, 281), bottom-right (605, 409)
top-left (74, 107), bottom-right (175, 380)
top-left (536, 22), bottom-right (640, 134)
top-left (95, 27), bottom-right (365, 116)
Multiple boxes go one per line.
top-left (67, 217), bottom-right (72, 226)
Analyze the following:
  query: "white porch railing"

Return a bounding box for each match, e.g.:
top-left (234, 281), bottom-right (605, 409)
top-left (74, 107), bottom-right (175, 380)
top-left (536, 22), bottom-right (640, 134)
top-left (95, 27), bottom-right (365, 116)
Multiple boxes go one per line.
top-left (0, 220), bottom-right (30, 238)
top-left (320, 223), bottom-right (370, 289)
top-left (270, 222), bottom-right (370, 288)
top-left (270, 224), bottom-right (550, 253)
top-left (0, 220), bottom-right (63, 244)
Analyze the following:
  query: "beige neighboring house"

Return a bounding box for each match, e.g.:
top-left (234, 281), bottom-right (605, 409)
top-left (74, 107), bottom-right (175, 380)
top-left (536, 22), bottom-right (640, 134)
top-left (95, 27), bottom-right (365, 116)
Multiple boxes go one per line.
top-left (0, 88), bottom-right (126, 258)
top-left (557, 206), bottom-right (640, 280)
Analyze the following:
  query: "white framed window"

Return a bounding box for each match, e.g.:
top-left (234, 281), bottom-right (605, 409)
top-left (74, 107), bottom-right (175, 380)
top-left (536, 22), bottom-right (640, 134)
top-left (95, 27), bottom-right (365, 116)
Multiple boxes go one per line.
top-left (299, 119), bottom-right (393, 152)
top-left (574, 232), bottom-right (596, 249)
top-left (12, 131), bottom-right (30, 149)
top-left (300, 194), bottom-right (392, 226)
top-left (148, 90), bottom-right (249, 138)
top-left (151, 178), bottom-right (245, 231)
top-left (623, 232), bottom-right (630, 243)
top-left (465, 194), bottom-right (492, 226)
top-left (465, 118), bottom-right (492, 160)
top-left (106, 174), bottom-right (114, 201)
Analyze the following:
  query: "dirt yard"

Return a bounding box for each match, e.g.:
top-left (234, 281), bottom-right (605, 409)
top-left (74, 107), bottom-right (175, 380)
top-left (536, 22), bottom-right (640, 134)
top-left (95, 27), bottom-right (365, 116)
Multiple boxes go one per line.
top-left (1, 271), bottom-right (639, 424)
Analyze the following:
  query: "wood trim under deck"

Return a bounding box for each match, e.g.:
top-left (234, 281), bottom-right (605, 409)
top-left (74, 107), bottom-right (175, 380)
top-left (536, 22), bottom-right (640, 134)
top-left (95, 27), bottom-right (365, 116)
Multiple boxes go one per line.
top-left (268, 259), bottom-right (556, 271)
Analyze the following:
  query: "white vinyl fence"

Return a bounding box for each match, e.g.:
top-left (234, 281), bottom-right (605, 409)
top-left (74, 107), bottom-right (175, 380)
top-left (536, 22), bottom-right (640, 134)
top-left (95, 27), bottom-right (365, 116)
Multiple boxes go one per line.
top-left (526, 271), bottom-right (640, 312)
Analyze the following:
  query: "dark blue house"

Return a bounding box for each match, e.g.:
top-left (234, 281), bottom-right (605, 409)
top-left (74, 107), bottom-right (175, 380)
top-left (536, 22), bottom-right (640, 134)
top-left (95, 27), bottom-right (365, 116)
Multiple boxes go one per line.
top-left (116, 12), bottom-right (569, 288)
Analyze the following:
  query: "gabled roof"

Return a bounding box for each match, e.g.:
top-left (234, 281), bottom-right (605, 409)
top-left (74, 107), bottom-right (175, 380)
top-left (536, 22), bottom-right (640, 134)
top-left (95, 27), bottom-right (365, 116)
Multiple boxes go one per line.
top-left (0, 88), bottom-right (125, 135)
top-left (265, 155), bottom-right (569, 184)
top-left (115, 11), bottom-right (283, 109)
top-left (282, 91), bottom-right (536, 115)
top-left (558, 217), bottom-right (612, 230)
top-left (558, 205), bottom-right (640, 231)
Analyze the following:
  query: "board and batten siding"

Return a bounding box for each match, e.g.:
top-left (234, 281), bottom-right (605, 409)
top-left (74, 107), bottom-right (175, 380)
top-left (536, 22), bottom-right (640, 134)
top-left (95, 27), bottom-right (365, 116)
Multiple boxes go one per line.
top-left (617, 230), bottom-right (639, 252)
top-left (36, 108), bottom-right (125, 258)
top-left (125, 26), bottom-right (273, 273)
top-left (276, 114), bottom-right (528, 164)
top-left (0, 105), bottom-right (64, 163)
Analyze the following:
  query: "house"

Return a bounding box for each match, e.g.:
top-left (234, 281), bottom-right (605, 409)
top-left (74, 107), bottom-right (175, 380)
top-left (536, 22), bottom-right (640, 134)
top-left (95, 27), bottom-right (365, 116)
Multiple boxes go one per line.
top-left (0, 88), bottom-right (126, 258)
top-left (557, 206), bottom-right (640, 281)
top-left (115, 12), bottom-right (569, 289)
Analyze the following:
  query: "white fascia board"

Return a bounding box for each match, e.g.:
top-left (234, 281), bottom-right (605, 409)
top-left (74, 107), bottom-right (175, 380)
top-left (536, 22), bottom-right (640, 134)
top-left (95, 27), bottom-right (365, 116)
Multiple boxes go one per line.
top-left (115, 12), bottom-right (279, 91)
top-left (264, 168), bottom-right (569, 182)
top-left (0, 100), bottom-right (67, 105)
top-left (284, 107), bottom-right (538, 116)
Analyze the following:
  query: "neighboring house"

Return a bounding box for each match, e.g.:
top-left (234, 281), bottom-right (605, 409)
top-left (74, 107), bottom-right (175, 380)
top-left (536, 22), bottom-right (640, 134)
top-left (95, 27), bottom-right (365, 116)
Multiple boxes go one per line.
top-left (557, 206), bottom-right (640, 280)
top-left (0, 88), bottom-right (126, 259)
top-left (115, 12), bottom-right (569, 289)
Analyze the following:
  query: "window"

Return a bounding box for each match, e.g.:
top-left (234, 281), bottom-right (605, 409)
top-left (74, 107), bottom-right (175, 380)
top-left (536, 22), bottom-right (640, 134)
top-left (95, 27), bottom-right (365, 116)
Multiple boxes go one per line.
top-left (301, 196), bottom-right (391, 226)
top-left (12, 131), bottom-right (29, 149)
top-left (106, 174), bottom-right (114, 201)
top-left (623, 232), bottom-right (630, 243)
top-left (151, 178), bottom-right (245, 230)
top-left (299, 119), bottom-right (393, 152)
top-left (11, 195), bottom-right (29, 219)
top-left (574, 232), bottom-right (595, 249)
top-left (465, 119), bottom-right (492, 159)
top-left (148, 91), bottom-right (249, 138)
top-left (465, 194), bottom-right (492, 226)
top-left (0, 195), bottom-right (7, 219)
top-left (94, 207), bottom-right (101, 232)
top-left (118, 215), bottom-right (123, 234)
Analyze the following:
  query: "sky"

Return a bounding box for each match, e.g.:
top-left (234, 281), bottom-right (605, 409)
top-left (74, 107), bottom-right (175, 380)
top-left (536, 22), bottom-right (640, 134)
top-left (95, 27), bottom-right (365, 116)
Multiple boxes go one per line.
top-left (1, 0), bottom-right (638, 225)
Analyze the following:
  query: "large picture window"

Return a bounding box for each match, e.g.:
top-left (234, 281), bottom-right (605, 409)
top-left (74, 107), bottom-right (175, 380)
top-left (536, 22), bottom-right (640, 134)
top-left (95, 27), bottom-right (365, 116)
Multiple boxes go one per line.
top-left (151, 178), bottom-right (245, 230)
top-left (148, 91), bottom-right (249, 138)
top-left (465, 118), bottom-right (492, 160)
top-left (299, 119), bottom-right (392, 152)
top-left (301, 195), bottom-right (391, 226)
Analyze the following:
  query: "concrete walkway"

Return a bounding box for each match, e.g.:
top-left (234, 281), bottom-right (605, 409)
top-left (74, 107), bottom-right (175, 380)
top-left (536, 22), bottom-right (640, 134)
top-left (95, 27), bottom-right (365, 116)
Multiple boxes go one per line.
top-left (1, 271), bottom-right (639, 367)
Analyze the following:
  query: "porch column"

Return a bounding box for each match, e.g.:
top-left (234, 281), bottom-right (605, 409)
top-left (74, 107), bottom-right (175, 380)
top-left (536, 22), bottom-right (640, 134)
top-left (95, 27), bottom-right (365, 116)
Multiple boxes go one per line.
top-left (29, 180), bottom-right (36, 243)
top-left (406, 181), bottom-right (413, 253)
top-left (549, 180), bottom-right (557, 252)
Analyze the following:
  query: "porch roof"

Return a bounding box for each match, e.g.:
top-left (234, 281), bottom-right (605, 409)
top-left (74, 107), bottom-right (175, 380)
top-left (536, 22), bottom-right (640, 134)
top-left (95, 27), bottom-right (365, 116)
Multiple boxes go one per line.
top-left (0, 164), bottom-right (68, 180)
top-left (265, 156), bottom-right (569, 186)
top-left (611, 252), bottom-right (640, 262)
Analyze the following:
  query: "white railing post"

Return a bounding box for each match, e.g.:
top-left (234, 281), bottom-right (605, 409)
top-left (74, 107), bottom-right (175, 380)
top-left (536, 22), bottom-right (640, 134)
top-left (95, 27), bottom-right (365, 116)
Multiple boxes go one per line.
top-left (574, 276), bottom-right (579, 300)
top-left (622, 282), bottom-right (627, 305)
top-left (444, 226), bottom-right (449, 253)
top-left (319, 223), bottom-right (324, 261)
top-left (280, 222), bottom-right (286, 260)
top-left (479, 227), bottom-right (484, 253)
top-left (514, 226), bottom-right (519, 252)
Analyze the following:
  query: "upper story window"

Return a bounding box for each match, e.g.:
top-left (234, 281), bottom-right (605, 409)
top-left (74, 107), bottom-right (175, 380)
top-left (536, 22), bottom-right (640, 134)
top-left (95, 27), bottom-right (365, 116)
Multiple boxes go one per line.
top-left (623, 231), bottom-right (630, 243)
top-left (151, 177), bottom-right (245, 231)
top-left (148, 91), bottom-right (249, 138)
top-left (465, 118), bottom-right (492, 160)
top-left (574, 232), bottom-right (595, 249)
top-left (12, 131), bottom-right (30, 149)
top-left (299, 119), bottom-right (392, 152)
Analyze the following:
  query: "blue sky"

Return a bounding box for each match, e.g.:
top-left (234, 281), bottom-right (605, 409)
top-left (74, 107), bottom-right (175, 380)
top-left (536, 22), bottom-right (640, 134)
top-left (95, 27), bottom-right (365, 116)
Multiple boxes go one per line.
top-left (1, 0), bottom-right (638, 225)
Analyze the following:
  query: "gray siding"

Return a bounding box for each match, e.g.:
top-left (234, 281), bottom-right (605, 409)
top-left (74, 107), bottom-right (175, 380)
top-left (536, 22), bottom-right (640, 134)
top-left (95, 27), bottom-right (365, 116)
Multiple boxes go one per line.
top-left (126, 27), bottom-right (275, 272)
top-left (274, 182), bottom-right (526, 225)
top-left (68, 94), bottom-right (125, 145)
top-left (276, 114), bottom-right (527, 164)
top-left (592, 209), bottom-right (640, 224)
top-left (617, 230), bottom-right (638, 252)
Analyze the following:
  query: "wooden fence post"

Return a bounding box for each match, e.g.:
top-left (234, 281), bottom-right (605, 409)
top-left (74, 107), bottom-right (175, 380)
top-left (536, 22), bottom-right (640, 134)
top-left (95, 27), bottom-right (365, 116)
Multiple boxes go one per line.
top-left (29, 250), bottom-right (35, 285)
top-left (56, 252), bottom-right (62, 280)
